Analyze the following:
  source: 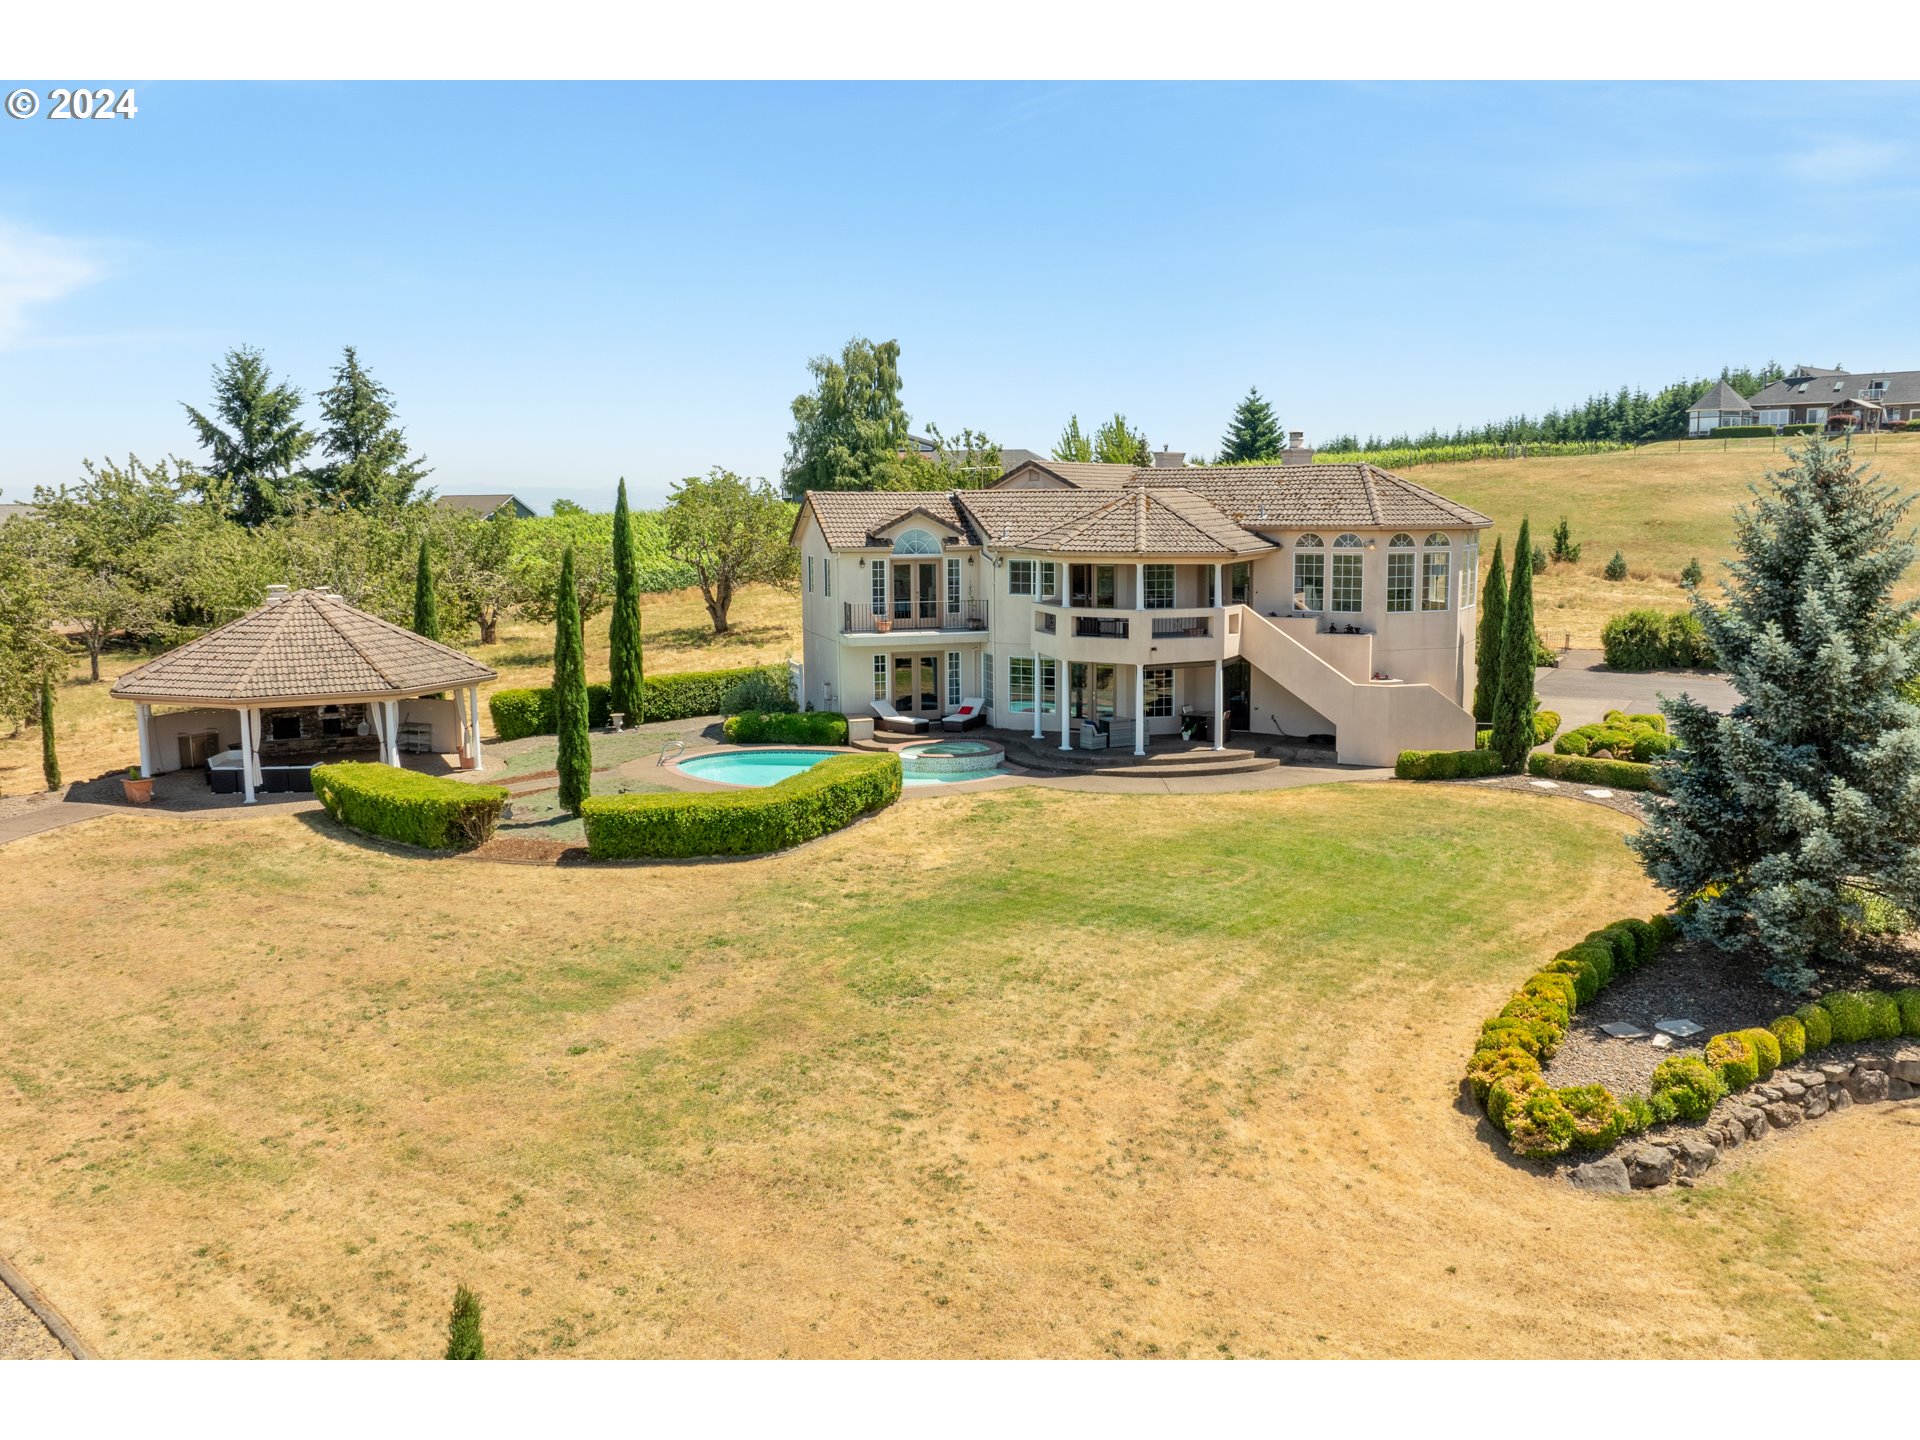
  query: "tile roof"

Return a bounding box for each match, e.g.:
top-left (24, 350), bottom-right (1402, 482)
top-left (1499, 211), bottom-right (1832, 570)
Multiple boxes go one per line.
top-left (1688, 380), bottom-right (1754, 413)
top-left (111, 588), bottom-right (497, 704)
top-left (995, 459), bottom-right (1144, 488)
top-left (434, 493), bottom-right (532, 516)
top-left (1134, 463), bottom-right (1492, 530)
top-left (958, 487), bottom-right (1271, 556)
top-left (796, 491), bottom-right (976, 549)
top-left (1749, 368), bottom-right (1920, 409)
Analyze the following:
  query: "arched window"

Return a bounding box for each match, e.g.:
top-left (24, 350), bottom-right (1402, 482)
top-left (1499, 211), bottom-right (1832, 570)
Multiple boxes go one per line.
top-left (1331, 535), bottom-right (1364, 612)
top-left (1388, 534), bottom-right (1415, 612)
top-left (1293, 533), bottom-right (1325, 611)
top-left (1423, 532), bottom-right (1450, 549)
top-left (892, 528), bottom-right (942, 556)
top-left (1421, 533), bottom-right (1451, 611)
top-left (1389, 533), bottom-right (1414, 548)
top-left (1295, 532), bottom-right (1324, 548)
top-left (1334, 533), bottom-right (1363, 548)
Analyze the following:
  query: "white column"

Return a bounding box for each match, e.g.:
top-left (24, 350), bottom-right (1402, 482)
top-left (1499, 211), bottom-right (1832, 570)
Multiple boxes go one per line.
top-left (136, 703), bottom-right (153, 778)
top-left (238, 706), bottom-right (257, 804)
top-left (1213, 659), bottom-right (1226, 752)
top-left (1216, 562), bottom-right (1225, 610)
top-left (469, 686), bottom-right (484, 772)
top-left (1134, 665), bottom-right (1147, 755)
top-left (386, 700), bottom-right (402, 766)
top-left (1031, 654), bottom-right (1043, 739)
top-left (1136, 561), bottom-right (1145, 611)
top-left (1059, 658), bottom-right (1072, 751)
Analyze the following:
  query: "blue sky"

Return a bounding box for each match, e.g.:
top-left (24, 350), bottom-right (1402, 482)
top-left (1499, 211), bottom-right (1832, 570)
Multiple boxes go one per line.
top-left (2, 81), bottom-right (1916, 511)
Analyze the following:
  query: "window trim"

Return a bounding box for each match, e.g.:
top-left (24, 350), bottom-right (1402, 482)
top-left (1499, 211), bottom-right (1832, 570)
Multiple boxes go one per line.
top-left (1142, 564), bottom-right (1175, 610)
top-left (1143, 666), bottom-right (1174, 718)
top-left (1387, 549), bottom-right (1414, 613)
top-left (947, 650), bottom-right (962, 709)
top-left (1008, 656), bottom-right (1035, 712)
top-left (872, 654), bottom-right (887, 700)
top-left (1009, 558), bottom-right (1035, 596)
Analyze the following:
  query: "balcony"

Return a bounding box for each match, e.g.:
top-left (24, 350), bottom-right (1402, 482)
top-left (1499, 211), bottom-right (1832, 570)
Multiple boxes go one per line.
top-left (1030, 604), bottom-right (1240, 663)
top-left (842, 600), bottom-right (988, 635)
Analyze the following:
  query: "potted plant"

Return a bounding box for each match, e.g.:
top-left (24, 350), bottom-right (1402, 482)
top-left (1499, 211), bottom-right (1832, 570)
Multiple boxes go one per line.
top-left (122, 765), bottom-right (154, 804)
top-left (874, 615), bottom-right (893, 634)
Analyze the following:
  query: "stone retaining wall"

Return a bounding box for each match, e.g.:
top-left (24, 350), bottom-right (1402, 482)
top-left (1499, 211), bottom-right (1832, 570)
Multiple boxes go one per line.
top-left (1567, 1046), bottom-right (1920, 1193)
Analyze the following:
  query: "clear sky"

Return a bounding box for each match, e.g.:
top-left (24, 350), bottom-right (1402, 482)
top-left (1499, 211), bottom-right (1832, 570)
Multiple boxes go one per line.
top-left (2, 81), bottom-right (1916, 512)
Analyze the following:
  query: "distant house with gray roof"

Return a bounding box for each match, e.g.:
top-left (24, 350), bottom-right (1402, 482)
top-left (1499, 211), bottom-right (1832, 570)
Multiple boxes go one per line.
top-left (1689, 365), bottom-right (1920, 436)
top-left (434, 493), bottom-right (536, 520)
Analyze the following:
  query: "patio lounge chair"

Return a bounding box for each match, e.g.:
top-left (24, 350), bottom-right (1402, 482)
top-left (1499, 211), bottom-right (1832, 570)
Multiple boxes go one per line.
top-left (941, 698), bottom-right (986, 732)
top-left (870, 698), bottom-right (931, 735)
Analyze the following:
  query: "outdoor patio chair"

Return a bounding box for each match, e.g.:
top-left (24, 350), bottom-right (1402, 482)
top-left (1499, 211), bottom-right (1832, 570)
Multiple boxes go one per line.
top-left (870, 698), bottom-right (931, 735)
top-left (941, 698), bottom-right (986, 732)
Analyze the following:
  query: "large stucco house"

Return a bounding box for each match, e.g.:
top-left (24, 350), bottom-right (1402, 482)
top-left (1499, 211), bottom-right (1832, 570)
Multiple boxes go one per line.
top-left (791, 458), bottom-right (1490, 767)
top-left (1688, 365), bottom-right (1920, 435)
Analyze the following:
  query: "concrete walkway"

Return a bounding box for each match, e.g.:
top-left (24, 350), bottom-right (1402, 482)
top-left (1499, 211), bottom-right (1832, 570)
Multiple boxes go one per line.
top-left (1536, 650), bottom-right (1739, 731)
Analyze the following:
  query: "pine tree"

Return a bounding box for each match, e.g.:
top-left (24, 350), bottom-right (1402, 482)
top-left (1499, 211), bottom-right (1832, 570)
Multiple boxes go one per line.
top-left (412, 539), bottom-right (440, 640)
top-left (445, 1284), bottom-right (484, 1359)
top-left (40, 678), bottom-right (60, 791)
top-left (1471, 537), bottom-right (1507, 724)
top-left (1629, 438), bottom-right (1920, 990)
top-left (607, 478), bottom-right (645, 725)
top-left (1604, 550), bottom-right (1627, 581)
top-left (1549, 516), bottom-right (1581, 564)
top-left (1680, 557), bottom-right (1704, 588)
top-left (1489, 518), bottom-right (1536, 771)
top-left (553, 547), bottom-right (593, 816)
top-left (1217, 388), bottom-right (1284, 463)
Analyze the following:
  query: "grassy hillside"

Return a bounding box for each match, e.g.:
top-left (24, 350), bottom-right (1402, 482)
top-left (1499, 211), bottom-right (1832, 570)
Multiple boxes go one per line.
top-left (1431, 433), bottom-right (1920, 649)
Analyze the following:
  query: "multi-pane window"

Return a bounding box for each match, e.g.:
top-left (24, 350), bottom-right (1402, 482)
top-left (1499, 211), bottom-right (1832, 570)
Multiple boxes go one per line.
top-left (1143, 564), bottom-right (1174, 609)
top-left (1387, 534), bottom-right (1415, 613)
top-left (1008, 657), bottom-right (1035, 712)
top-left (1041, 658), bottom-right (1058, 714)
top-left (872, 655), bottom-right (887, 700)
top-left (947, 651), bottom-right (962, 708)
top-left (871, 561), bottom-right (886, 614)
top-left (1144, 667), bottom-right (1174, 717)
top-left (1421, 533), bottom-right (1451, 611)
top-left (807, 555), bottom-right (814, 593)
top-left (1229, 562), bottom-right (1251, 603)
top-left (983, 653), bottom-right (993, 710)
top-left (1294, 534), bottom-right (1325, 611)
top-left (1039, 561), bottom-right (1057, 599)
top-left (1331, 534), bottom-right (1364, 613)
top-left (946, 558), bottom-right (961, 614)
top-left (1009, 559), bottom-right (1035, 595)
top-left (1460, 544), bottom-right (1477, 608)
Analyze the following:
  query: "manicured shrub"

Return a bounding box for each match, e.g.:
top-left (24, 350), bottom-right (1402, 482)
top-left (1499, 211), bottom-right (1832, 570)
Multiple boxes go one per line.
top-left (1485, 1073), bottom-right (1540, 1133)
top-left (1818, 991), bottom-right (1873, 1044)
top-left (1533, 710), bottom-right (1562, 744)
top-left (1478, 1017), bottom-right (1555, 1058)
top-left (1742, 1026), bottom-right (1782, 1080)
top-left (1467, 1044), bottom-right (1540, 1104)
top-left (720, 670), bottom-right (796, 716)
top-left (722, 710), bottom-right (850, 745)
top-left (1594, 926), bottom-right (1640, 972)
top-left (1505, 1086), bottom-right (1576, 1159)
top-left (1620, 1094), bottom-right (1655, 1136)
top-left (1794, 1002), bottom-right (1833, 1051)
top-left (1619, 918), bottom-right (1658, 966)
top-left (1600, 609), bottom-right (1714, 670)
top-left (1704, 1031), bottom-right (1759, 1090)
top-left (488, 664), bottom-right (791, 740)
top-left (1394, 748), bottom-right (1502, 780)
top-left (581, 753), bottom-right (901, 860)
top-left (1649, 1055), bottom-right (1726, 1120)
top-left (1709, 425), bottom-right (1776, 438)
top-left (1768, 1014), bottom-right (1807, 1066)
top-left (311, 762), bottom-right (508, 851)
top-left (1554, 729), bottom-right (1592, 757)
top-left (1646, 912), bottom-right (1680, 948)
top-left (1863, 990), bottom-right (1903, 1041)
top-left (1629, 731), bottom-right (1677, 762)
top-left (1782, 423), bottom-right (1820, 435)
top-left (1662, 612), bottom-right (1714, 668)
top-left (1898, 988), bottom-right (1920, 1037)
top-left (1526, 752), bottom-right (1664, 791)
top-left (1542, 954), bottom-right (1603, 1005)
top-left (1560, 1085), bottom-right (1631, 1151)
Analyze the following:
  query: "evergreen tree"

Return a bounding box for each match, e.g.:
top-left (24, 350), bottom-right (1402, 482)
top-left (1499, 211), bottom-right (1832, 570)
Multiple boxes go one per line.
top-left (1489, 517), bottom-right (1536, 771)
top-left (411, 539), bottom-right (441, 640)
top-left (1530, 544), bottom-right (1547, 575)
top-left (608, 477), bottom-right (646, 724)
top-left (1471, 536), bottom-right (1507, 724)
top-left (40, 678), bottom-right (60, 791)
top-left (181, 345), bottom-right (315, 525)
top-left (552, 547), bottom-right (593, 816)
top-left (312, 346), bottom-right (431, 510)
top-left (1603, 550), bottom-right (1627, 581)
top-left (445, 1284), bottom-right (484, 1360)
top-left (1680, 557), bottom-right (1704, 588)
top-left (1629, 439), bottom-right (1920, 990)
top-left (1217, 388), bottom-right (1285, 463)
top-left (1052, 414), bottom-right (1093, 463)
top-left (1549, 516), bottom-right (1581, 564)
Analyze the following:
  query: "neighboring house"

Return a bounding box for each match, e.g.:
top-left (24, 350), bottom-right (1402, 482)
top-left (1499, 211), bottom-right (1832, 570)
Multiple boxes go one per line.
top-left (0, 502), bottom-right (38, 525)
top-left (434, 493), bottom-right (537, 520)
top-left (1690, 366), bottom-right (1920, 436)
top-left (790, 456), bottom-right (1487, 767)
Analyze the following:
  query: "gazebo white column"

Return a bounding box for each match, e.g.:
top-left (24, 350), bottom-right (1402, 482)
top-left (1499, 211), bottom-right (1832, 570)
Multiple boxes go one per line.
top-left (385, 700), bottom-right (402, 766)
top-left (135, 703), bottom-right (154, 778)
top-left (237, 706), bottom-right (257, 804)
top-left (1213, 659), bottom-right (1226, 752)
top-left (1133, 665), bottom-right (1146, 756)
top-left (467, 686), bottom-right (485, 772)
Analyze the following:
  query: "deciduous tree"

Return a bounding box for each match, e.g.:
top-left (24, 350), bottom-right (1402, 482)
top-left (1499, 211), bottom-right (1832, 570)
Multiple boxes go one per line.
top-left (662, 468), bottom-right (798, 636)
top-left (1053, 414), bottom-right (1093, 463)
top-left (782, 337), bottom-right (911, 498)
top-left (1091, 413), bottom-right (1151, 466)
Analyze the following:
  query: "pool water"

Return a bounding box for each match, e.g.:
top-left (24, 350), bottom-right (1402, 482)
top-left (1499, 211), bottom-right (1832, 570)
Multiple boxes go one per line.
top-left (678, 747), bottom-right (1002, 788)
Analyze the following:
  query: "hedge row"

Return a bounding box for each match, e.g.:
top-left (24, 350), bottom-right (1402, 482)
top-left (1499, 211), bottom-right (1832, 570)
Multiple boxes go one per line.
top-left (1470, 916), bottom-right (1920, 1160)
top-left (1706, 425), bottom-right (1776, 438)
top-left (722, 710), bottom-right (849, 745)
top-left (489, 664), bottom-right (788, 740)
top-left (1527, 752), bottom-right (1664, 791)
top-left (1395, 748), bottom-right (1503, 780)
top-left (1552, 711), bottom-right (1676, 763)
top-left (311, 762), bottom-right (508, 851)
top-left (1474, 709), bottom-right (1562, 751)
top-left (1600, 609), bottom-right (1714, 670)
top-left (581, 753), bottom-right (901, 859)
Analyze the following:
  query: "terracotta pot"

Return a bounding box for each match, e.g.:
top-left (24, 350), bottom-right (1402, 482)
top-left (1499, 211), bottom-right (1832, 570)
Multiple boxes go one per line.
top-left (875, 619), bottom-right (893, 634)
top-left (122, 776), bottom-right (155, 804)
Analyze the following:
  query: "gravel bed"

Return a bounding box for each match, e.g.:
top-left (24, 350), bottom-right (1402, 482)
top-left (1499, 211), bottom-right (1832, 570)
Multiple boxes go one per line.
top-left (0, 1275), bottom-right (68, 1359)
top-left (1546, 939), bottom-right (1920, 1096)
top-left (1462, 773), bottom-right (1649, 818)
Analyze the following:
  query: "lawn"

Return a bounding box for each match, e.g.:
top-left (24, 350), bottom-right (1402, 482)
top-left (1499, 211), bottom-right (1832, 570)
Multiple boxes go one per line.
top-left (0, 582), bottom-right (800, 798)
top-left (1428, 432), bottom-right (1920, 648)
top-left (3, 782), bottom-right (1915, 1358)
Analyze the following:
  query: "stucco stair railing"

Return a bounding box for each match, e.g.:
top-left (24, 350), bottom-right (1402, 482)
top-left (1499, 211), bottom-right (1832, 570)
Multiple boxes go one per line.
top-left (1235, 610), bottom-right (1473, 767)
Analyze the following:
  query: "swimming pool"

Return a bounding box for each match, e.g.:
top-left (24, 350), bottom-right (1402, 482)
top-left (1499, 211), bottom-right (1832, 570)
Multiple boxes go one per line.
top-left (678, 747), bottom-right (1003, 788)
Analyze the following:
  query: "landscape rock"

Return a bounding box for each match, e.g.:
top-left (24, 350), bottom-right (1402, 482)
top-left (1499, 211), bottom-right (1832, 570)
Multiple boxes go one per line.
top-left (1674, 1138), bottom-right (1718, 1176)
top-left (1567, 1156), bottom-right (1632, 1193)
top-left (1820, 1062), bottom-right (1851, 1084)
top-left (1853, 1053), bottom-right (1890, 1072)
top-left (1831, 1087), bottom-right (1854, 1113)
top-left (1847, 1068), bottom-right (1890, 1104)
top-left (1773, 1078), bottom-right (1806, 1101)
top-left (1730, 1104), bottom-right (1769, 1140)
top-left (1890, 1076), bottom-right (1915, 1101)
top-left (1892, 1049), bottom-right (1920, 1083)
top-left (1761, 1101), bottom-right (1803, 1129)
top-left (1803, 1088), bottom-right (1829, 1119)
top-left (1622, 1143), bottom-right (1677, 1189)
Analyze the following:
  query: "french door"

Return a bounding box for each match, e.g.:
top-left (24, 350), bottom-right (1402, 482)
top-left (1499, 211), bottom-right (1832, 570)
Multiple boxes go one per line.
top-left (891, 560), bottom-right (939, 623)
top-left (892, 654), bottom-right (941, 713)
top-left (1069, 564), bottom-right (1118, 608)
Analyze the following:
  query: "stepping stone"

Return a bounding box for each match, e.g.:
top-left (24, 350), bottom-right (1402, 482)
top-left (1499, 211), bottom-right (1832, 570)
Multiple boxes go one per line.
top-left (1600, 1020), bottom-right (1649, 1038)
top-left (1529, 779), bottom-right (1558, 789)
top-left (1650, 1033), bottom-right (1674, 1049)
top-left (1655, 1018), bottom-right (1705, 1037)
top-left (1583, 788), bottom-right (1613, 798)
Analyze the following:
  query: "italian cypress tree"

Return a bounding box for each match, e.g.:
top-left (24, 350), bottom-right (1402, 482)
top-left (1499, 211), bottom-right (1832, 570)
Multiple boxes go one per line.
top-left (607, 477), bottom-right (645, 725)
top-left (1471, 536), bottom-right (1507, 724)
top-left (411, 538), bottom-right (440, 640)
top-left (1629, 438), bottom-right (1920, 990)
top-left (40, 678), bottom-right (60, 791)
top-left (1217, 388), bottom-right (1285, 463)
top-left (445, 1284), bottom-right (484, 1359)
top-left (1489, 517), bottom-right (1536, 771)
top-left (553, 546), bottom-right (593, 816)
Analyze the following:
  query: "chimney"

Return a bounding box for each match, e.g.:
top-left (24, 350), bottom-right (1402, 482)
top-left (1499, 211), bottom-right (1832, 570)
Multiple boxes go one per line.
top-left (266, 584), bottom-right (290, 597)
top-left (1281, 430), bottom-right (1314, 466)
top-left (1152, 448), bottom-right (1186, 468)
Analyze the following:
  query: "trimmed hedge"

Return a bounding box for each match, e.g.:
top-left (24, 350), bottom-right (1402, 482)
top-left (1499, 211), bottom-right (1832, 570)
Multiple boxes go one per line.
top-left (1395, 748), bottom-right (1503, 780)
top-left (722, 710), bottom-right (849, 745)
top-left (1475, 709), bottom-right (1561, 751)
top-left (489, 664), bottom-right (789, 740)
top-left (1600, 609), bottom-right (1715, 670)
top-left (311, 762), bottom-right (508, 851)
top-left (1527, 752), bottom-right (1664, 791)
top-left (582, 752), bottom-right (900, 859)
top-left (1707, 425), bottom-right (1776, 439)
top-left (1782, 423), bottom-right (1820, 435)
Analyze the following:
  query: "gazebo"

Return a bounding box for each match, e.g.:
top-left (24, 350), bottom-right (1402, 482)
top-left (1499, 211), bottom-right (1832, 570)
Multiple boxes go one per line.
top-left (111, 585), bottom-right (498, 803)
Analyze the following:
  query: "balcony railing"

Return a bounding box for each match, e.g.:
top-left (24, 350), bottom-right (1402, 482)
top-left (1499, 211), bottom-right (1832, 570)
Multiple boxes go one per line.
top-left (842, 600), bottom-right (988, 634)
top-left (1150, 614), bottom-right (1211, 639)
top-left (1073, 614), bottom-right (1130, 639)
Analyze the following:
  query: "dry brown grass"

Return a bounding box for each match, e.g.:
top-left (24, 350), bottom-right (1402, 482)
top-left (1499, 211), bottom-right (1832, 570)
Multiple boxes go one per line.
top-left (0, 584), bottom-right (801, 797)
top-left (2, 783), bottom-right (1915, 1358)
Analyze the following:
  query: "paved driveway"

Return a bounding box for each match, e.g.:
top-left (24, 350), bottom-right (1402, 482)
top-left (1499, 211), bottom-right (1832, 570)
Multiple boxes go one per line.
top-left (1537, 649), bottom-right (1739, 731)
